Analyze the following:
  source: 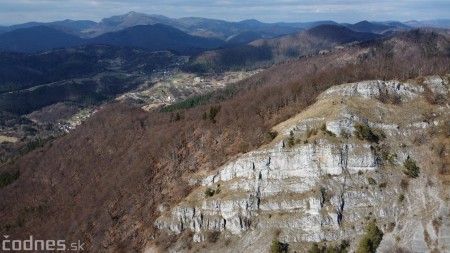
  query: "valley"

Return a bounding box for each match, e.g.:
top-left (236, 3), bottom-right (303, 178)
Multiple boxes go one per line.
top-left (0, 20), bottom-right (392, 142)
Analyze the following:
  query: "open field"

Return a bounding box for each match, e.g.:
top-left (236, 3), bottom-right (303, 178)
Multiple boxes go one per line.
top-left (0, 135), bottom-right (18, 143)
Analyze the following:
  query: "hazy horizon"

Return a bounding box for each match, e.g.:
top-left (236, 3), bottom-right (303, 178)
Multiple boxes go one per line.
top-left (0, 0), bottom-right (449, 26)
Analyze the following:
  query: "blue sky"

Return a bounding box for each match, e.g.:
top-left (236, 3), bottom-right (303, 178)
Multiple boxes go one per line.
top-left (0, 0), bottom-right (449, 25)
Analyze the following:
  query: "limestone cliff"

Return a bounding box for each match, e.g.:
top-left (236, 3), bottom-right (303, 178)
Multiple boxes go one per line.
top-left (152, 76), bottom-right (450, 253)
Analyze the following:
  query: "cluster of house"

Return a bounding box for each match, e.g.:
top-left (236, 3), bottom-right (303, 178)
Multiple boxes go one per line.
top-left (57, 109), bottom-right (99, 133)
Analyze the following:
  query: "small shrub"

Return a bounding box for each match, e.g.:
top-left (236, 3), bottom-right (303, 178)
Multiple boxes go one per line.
top-left (215, 184), bottom-right (221, 194)
top-left (270, 240), bottom-right (288, 253)
top-left (266, 131), bottom-right (278, 141)
top-left (398, 193), bottom-right (405, 202)
top-left (377, 92), bottom-right (402, 104)
top-left (207, 231), bottom-right (220, 243)
top-left (358, 170), bottom-right (363, 176)
top-left (0, 171), bottom-right (20, 188)
top-left (170, 112), bottom-right (182, 122)
top-left (372, 128), bottom-right (386, 140)
top-left (204, 187), bottom-right (215, 197)
top-left (174, 113), bottom-right (181, 121)
top-left (210, 105), bottom-right (221, 123)
top-left (403, 156), bottom-right (420, 178)
top-left (288, 130), bottom-right (295, 147)
top-left (354, 122), bottom-right (379, 143)
top-left (307, 243), bottom-right (322, 253)
top-left (15, 217), bottom-right (24, 227)
top-left (367, 177), bottom-right (377, 185)
top-left (307, 240), bottom-right (349, 253)
top-left (5, 224), bottom-right (14, 232)
top-left (382, 152), bottom-right (397, 165)
top-left (378, 182), bottom-right (387, 188)
top-left (320, 186), bottom-right (326, 198)
top-left (400, 179), bottom-right (409, 190)
top-left (203, 105), bottom-right (221, 123)
top-left (356, 220), bottom-right (383, 253)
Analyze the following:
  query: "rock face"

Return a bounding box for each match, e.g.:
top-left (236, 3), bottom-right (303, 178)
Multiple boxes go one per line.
top-left (154, 76), bottom-right (450, 252)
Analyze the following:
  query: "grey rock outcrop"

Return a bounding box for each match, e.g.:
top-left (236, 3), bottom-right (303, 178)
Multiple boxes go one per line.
top-left (153, 76), bottom-right (450, 253)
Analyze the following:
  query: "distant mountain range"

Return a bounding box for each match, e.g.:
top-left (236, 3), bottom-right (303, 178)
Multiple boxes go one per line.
top-left (187, 24), bottom-right (383, 72)
top-left (405, 19), bottom-right (450, 28)
top-left (0, 26), bottom-right (85, 53)
top-left (0, 24), bottom-right (225, 53)
top-left (0, 19), bottom-right (96, 36)
top-left (90, 24), bottom-right (224, 54)
top-left (92, 12), bottom-right (300, 40)
top-left (1, 12), bottom-right (448, 38)
top-left (0, 12), bottom-right (448, 54)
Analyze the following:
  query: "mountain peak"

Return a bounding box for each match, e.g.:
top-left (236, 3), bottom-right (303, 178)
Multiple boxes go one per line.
top-left (239, 19), bottom-right (263, 24)
top-left (306, 24), bottom-right (380, 43)
top-left (349, 20), bottom-right (395, 33)
top-left (354, 20), bottom-right (371, 25)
